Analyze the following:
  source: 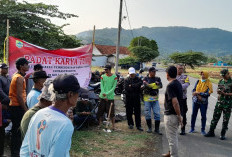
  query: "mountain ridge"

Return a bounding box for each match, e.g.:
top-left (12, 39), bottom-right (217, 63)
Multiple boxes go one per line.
top-left (76, 26), bottom-right (232, 56)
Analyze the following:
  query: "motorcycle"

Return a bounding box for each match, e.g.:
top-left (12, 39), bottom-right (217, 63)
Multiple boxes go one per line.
top-left (90, 70), bottom-right (101, 83)
top-left (87, 90), bottom-right (100, 111)
top-left (115, 74), bottom-right (124, 95)
top-left (121, 93), bottom-right (126, 106)
top-left (88, 82), bottom-right (101, 94)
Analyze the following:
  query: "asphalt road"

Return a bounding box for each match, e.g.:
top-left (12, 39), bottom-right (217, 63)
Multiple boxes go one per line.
top-left (156, 68), bottom-right (232, 157)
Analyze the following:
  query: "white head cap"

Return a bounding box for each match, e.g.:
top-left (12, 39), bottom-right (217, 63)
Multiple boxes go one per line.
top-left (128, 67), bottom-right (136, 74)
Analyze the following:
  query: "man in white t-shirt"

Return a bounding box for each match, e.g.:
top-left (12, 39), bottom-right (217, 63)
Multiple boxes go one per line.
top-left (20, 74), bottom-right (81, 157)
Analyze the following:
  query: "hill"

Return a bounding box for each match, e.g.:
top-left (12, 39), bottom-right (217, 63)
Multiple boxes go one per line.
top-left (77, 26), bottom-right (232, 56)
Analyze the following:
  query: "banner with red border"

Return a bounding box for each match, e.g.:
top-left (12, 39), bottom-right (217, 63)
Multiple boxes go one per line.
top-left (9, 36), bottom-right (93, 88)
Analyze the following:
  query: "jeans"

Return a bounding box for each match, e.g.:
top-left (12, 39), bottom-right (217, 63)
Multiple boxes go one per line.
top-left (144, 101), bottom-right (160, 121)
top-left (191, 102), bottom-right (208, 131)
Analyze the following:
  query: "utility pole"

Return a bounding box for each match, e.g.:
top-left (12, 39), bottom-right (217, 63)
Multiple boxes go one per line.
top-left (92, 25), bottom-right (96, 46)
top-left (115, 0), bottom-right (123, 74)
top-left (6, 19), bottom-right (9, 65)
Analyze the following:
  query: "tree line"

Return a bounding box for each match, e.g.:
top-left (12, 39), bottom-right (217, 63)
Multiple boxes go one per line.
top-left (0, 0), bottom-right (81, 60)
top-left (120, 35), bottom-right (232, 69)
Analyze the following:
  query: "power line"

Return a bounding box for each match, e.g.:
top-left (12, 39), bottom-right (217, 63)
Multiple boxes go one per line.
top-left (124, 0), bottom-right (134, 38)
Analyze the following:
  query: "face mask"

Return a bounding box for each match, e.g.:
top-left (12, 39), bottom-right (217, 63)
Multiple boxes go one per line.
top-left (201, 79), bottom-right (206, 82)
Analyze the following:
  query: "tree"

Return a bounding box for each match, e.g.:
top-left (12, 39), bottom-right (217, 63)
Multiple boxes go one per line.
top-left (129, 36), bottom-right (158, 51)
top-left (0, 0), bottom-right (81, 58)
top-left (169, 51), bottom-right (207, 69)
top-left (207, 56), bottom-right (218, 63)
top-left (119, 56), bottom-right (137, 65)
top-left (128, 36), bottom-right (159, 63)
top-left (129, 46), bottom-right (159, 63)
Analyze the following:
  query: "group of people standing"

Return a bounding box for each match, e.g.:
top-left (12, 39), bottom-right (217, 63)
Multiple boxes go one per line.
top-left (0, 57), bottom-right (231, 157)
top-left (0, 57), bottom-right (82, 157)
top-left (121, 64), bottom-right (232, 157)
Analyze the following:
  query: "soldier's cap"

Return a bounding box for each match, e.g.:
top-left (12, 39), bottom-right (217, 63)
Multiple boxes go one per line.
top-left (220, 69), bottom-right (229, 76)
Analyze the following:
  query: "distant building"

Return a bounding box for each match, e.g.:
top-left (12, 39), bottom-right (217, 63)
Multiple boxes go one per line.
top-left (92, 44), bottom-right (130, 67)
top-left (213, 61), bottom-right (228, 66)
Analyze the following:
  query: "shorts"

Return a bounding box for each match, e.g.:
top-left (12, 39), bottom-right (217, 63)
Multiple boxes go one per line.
top-left (97, 99), bottom-right (115, 119)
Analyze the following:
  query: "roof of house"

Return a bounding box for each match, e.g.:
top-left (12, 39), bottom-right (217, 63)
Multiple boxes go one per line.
top-left (95, 44), bottom-right (130, 55)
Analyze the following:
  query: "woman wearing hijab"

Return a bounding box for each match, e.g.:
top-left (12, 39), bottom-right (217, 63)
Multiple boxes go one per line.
top-left (189, 71), bottom-right (213, 135)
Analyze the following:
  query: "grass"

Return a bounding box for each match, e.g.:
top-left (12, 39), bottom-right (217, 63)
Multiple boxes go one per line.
top-left (185, 66), bottom-right (226, 84)
top-left (70, 124), bottom-right (155, 157)
top-left (187, 73), bottom-right (219, 84)
top-left (70, 96), bottom-right (159, 157)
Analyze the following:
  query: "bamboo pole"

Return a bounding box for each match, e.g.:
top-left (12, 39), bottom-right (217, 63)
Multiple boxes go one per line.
top-left (92, 25), bottom-right (96, 46)
top-left (6, 19), bottom-right (9, 65)
top-left (115, 0), bottom-right (123, 74)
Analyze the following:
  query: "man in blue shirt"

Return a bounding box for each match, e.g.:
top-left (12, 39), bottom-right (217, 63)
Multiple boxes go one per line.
top-left (27, 71), bottom-right (50, 109)
top-left (25, 64), bottom-right (43, 95)
top-left (20, 74), bottom-right (81, 157)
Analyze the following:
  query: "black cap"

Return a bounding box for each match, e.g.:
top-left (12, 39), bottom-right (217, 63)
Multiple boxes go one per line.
top-left (30, 71), bottom-right (50, 79)
top-left (149, 67), bottom-right (157, 72)
top-left (104, 65), bottom-right (112, 70)
top-left (15, 57), bottom-right (31, 66)
top-left (34, 64), bottom-right (43, 71)
top-left (53, 74), bottom-right (81, 94)
top-left (0, 63), bottom-right (8, 69)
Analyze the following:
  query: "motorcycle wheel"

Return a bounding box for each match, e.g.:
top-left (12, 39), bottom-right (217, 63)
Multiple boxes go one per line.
top-left (114, 88), bottom-right (121, 95)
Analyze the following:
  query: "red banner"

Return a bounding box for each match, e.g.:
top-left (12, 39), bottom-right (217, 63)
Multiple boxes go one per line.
top-left (9, 36), bottom-right (93, 88)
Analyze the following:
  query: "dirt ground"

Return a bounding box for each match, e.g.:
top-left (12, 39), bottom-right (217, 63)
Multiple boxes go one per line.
top-left (70, 96), bottom-right (162, 157)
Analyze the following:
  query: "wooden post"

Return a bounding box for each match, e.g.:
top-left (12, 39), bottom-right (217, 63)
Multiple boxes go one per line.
top-left (115, 0), bottom-right (123, 74)
top-left (92, 25), bottom-right (96, 46)
top-left (6, 19), bottom-right (9, 65)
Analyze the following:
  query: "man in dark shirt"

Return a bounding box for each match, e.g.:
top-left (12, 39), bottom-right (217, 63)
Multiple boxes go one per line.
top-left (162, 66), bottom-right (183, 157)
top-left (0, 63), bottom-right (11, 106)
top-left (124, 67), bottom-right (143, 131)
top-left (0, 63), bottom-right (11, 156)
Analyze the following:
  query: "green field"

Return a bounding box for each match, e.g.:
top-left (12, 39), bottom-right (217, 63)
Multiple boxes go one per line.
top-left (185, 66), bottom-right (228, 84)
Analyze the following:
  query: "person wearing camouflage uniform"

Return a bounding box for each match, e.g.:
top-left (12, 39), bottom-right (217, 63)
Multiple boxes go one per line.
top-left (176, 64), bottom-right (190, 135)
top-left (205, 69), bottom-right (232, 140)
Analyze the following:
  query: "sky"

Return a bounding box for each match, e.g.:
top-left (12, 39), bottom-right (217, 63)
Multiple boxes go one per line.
top-left (18, 0), bottom-right (232, 35)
